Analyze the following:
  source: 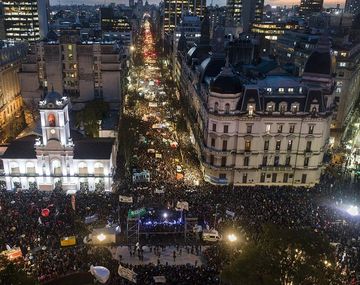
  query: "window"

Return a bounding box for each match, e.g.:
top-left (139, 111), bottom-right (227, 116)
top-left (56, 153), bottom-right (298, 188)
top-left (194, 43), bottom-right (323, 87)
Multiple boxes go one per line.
top-left (276, 140), bottom-right (281, 151)
top-left (78, 162), bottom-right (88, 175)
top-left (336, 87), bottom-right (342, 93)
top-left (225, 103), bottom-right (230, 114)
top-left (265, 124), bottom-right (271, 133)
top-left (244, 156), bottom-right (249, 166)
top-left (260, 173), bottom-right (266, 182)
top-left (221, 157), bottom-right (227, 167)
top-left (291, 104), bottom-right (298, 114)
top-left (242, 173), bottom-right (247, 183)
top-left (245, 140), bottom-right (251, 151)
top-left (264, 140), bottom-right (269, 151)
top-left (283, 173), bottom-right (289, 183)
top-left (219, 173), bottom-right (227, 180)
top-left (304, 157), bottom-right (309, 167)
top-left (279, 88), bottom-right (285, 93)
top-left (214, 102), bottom-right (219, 113)
top-left (26, 162), bottom-right (36, 174)
top-left (248, 105), bottom-right (254, 115)
top-left (10, 162), bottom-right (20, 174)
top-left (301, 174), bottom-right (307, 184)
top-left (94, 162), bottom-right (104, 175)
top-left (285, 156), bottom-right (291, 166)
top-left (288, 88), bottom-right (294, 93)
top-left (299, 87), bottom-right (303, 93)
top-left (212, 123), bottom-right (216, 132)
top-left (287, 140), bottom-right (293, 151)
top-left (211, 138), bottom-right (215, 147)
top-left (223, 125), bottom-right (229, 133)
top-left (280, 104), bottom-right (286, 114)
top-left (222, 140), bottom-right (227, 151)
top-left (48, 114), bottom-right (56, 127)
top-left (274, 156), bottom-right (279, 166)
top-left (289, 124), bottom-right (295, 133)
top-left (247, 125), bottom-right (252, 134)
top-left (267, 103), bottom-right (274, 113)
top-left (262, 156), bottom-right (267, 166)
top-left (266, 88), bottom-right (272, 92)
top-left (272, 173), bottom-right (277, 182)
top-left (308, 125), bottom-right (314, 134)
top-left (306, 141), bottom-right (312, 152)
top-left (277, 124), bottom-right (283, 133)
top-left (52, 160), bottom-right (62, 176)
top-left (210, 155), bottom-right (214, 165)
top-left (339, 62), bottom-right (346, 67)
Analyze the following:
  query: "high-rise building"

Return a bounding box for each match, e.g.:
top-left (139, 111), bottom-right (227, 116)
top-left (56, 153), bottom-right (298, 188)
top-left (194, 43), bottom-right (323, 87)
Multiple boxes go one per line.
top-left (3, 0), bottom-right (49, 42)
top-left (345, 0), bottom-right (360, 16)
top-left (299, 0), bottom-right (324, 17)
top-left (226, 0), bottom-right (264, 33)
top-left (163, 0), bottom-right (206, 34)
top-left (0, 3), bottom-right (5, 40)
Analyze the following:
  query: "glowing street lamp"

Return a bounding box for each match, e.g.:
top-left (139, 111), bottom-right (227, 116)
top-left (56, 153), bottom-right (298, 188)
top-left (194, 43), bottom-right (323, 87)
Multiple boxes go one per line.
top-left (227, 233), bottom-right (237, 242)
top-left (97, 233), bottom-right (106, 242)
top-left (130, 45), bottom-right (135, 52)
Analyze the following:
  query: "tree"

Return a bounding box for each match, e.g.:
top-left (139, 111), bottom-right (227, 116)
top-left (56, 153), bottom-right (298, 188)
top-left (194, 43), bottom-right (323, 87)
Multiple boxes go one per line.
top-left (75, 100), bottom-right (109, 138)
top-left (0, 255), bottom-right (38, 285)
top-left (221, 225), bottom-right (342, 285)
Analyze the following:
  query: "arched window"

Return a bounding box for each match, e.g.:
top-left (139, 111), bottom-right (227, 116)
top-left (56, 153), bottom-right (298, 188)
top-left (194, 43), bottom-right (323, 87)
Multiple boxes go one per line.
top-left (48, 114), bottom-right (56, 127)
top-left (225, 103), bottom-right (230, 114)
top-left (12, 177), bottom-right (21, 189)
top-left (214, 102), bottom-right (219, 113)
top-left (279, 102), bottom-right (287, 114)
top-left (78, 162), bottom-right (88, 175)
top-left (10, 162), bottom-right (20, 174)
top-left (94, 162), bottom-right (104, 176)
top-left (26, 162), bottom-right (36, 174)
top-left (52, 160), bottom-right (62, 176)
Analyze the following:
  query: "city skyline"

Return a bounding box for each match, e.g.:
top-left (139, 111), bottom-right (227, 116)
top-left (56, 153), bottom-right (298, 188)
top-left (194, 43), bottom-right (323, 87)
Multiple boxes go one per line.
top-left (49, 0), bottom-right (345, 7)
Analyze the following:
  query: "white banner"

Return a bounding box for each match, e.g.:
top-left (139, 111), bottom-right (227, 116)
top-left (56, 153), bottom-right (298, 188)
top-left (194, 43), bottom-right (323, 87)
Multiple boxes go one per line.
top-left (153, 276), bottom-right (166, 283)
top-left (85, 214), bottom-right (98, 224)
top-left (176, 201), bottom-right (189, 211)
top-left (118, 264), bottom-right (137, 283)
top-left (226, 210), bottom-right (235, 218)
top-left (154, 188), bottom-right (165, 194)
top-left (119, 195), bottom-right (133, 203)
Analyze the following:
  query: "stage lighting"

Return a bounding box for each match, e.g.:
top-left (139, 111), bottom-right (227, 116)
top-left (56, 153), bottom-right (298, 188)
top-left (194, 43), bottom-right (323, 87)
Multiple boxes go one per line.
top-left (347, 205), bottom-right (359, 216)
top-left (163, 212), bottom-right (168, 218)
top-left (97, 233), bottom-right (106, 242)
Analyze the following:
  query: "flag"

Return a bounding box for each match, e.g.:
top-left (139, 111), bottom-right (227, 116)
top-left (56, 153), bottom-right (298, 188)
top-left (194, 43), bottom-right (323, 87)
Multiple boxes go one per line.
top-left (71, 195), bottom-right (76, 211)
top-left (176, 201), bottom-right (189, 211)
top-left (119, 195), bottom-right (133, 203)
top-left (38, 217), bottom-right (42, 225)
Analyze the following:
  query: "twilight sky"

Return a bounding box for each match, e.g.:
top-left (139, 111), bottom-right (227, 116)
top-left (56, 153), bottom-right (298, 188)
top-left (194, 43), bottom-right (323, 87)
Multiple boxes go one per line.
top-left (50, 0), bottom-right (345, 7)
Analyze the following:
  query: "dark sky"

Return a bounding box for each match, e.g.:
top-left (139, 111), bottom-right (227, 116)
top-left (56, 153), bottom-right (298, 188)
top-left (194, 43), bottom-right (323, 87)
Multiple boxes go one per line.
top-left (50, 0), bottom-right (345, 7)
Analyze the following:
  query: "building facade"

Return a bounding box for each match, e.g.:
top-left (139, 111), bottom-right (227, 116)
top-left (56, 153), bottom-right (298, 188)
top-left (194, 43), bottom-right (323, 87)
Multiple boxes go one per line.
top-left (345, 0), bottom-right (360, 16)
top-left (19, 40), bottom-right (128, 110)
top-left (299, 0), bottom-right (324, 18)
top-left (1, 91), bottom-right (116, 191)
top-left (177, 39), bottom-right (335, 186)
top-left (3, 0), bottom-right (49, 42)
top-left (0, 42), bottom-right (28, 137)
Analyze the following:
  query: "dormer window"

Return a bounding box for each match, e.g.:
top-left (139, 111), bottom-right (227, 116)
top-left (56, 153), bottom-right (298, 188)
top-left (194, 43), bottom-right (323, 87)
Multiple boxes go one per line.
top-left (279, 88), bottom-right (285, 93)
top-left (266, 88), bottom-right (272, 93)
top-left (225, 103), bottom-right (230, 114)
top-left (299, 87), bottom-right (303, 94)
top-left (214, 102), bottom-right (219, 113)
top-left (266, 103), bottom-right (274, 113)
top-left (288, 88), bottom-right (294, 93)
top-left (279, 103), bottom-right (287, 114)
top-left (291, 103), bottom-right (299, 114)
top-left (248, 105), bottom-right (254, 116)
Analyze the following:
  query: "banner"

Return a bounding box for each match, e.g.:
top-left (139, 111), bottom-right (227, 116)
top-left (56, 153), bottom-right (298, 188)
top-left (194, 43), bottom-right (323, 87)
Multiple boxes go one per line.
top-left (153, 276), bottom-right (166, 283)
top-left (226, 210), bottom-right (235, 218)
top-left (85, 214), bottom-right (98, 224)
top-left (119, 195), bottom-right (133, 203)
top-left (154, 188), bottom-right (165, 194)
top-left (128, 208), bottom-right (147, 218)
top-left (60, 236), bottom-right (76, 247)
top-left (176, 201), bottom-right (189, 211)
top-left (118, 264), bottom-right (137, 283)
top-left (71, 195), bottom-right (76, 211)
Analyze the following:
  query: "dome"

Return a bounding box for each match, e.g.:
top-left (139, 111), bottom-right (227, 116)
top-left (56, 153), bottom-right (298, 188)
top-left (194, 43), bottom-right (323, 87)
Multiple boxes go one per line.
top-left (210, 67), bottom-right (243, 94)
top-left (304, 50), bottom-right (333, 75)
top-left (42, 90), bottom-right (64, 108)
top-left (199, 55), bottom-right (225, 83)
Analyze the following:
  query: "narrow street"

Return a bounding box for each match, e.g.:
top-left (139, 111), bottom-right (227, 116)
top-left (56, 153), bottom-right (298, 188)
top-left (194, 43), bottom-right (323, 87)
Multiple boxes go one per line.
top-left (119, 16), bottom-right (203, 188)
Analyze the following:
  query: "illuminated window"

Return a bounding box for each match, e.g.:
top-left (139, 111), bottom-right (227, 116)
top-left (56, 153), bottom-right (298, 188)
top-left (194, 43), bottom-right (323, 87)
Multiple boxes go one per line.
top-left (48, 114), bottom-right (56, 127)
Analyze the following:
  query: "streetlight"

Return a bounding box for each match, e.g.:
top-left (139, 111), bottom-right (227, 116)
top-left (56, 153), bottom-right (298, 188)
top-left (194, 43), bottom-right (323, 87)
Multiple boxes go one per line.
top-left (227, 233), bottom-right (237, 243)
top-left (130, 45), bottom-right (135, 52)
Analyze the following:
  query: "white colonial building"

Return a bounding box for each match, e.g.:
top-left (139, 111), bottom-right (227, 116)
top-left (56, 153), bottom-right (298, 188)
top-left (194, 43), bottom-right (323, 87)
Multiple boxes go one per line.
top-left (1, 90), bottom-right (116, 191)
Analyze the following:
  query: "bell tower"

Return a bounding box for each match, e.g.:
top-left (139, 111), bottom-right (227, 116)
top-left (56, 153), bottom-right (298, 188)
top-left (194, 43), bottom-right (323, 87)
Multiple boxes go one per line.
top-left (38, 90), bottom-right (72, 147)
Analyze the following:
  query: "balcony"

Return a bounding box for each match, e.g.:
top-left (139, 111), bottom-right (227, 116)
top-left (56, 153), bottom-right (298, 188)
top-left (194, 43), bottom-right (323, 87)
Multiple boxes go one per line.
top-left (260, 165), bottom-right (292, 172)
